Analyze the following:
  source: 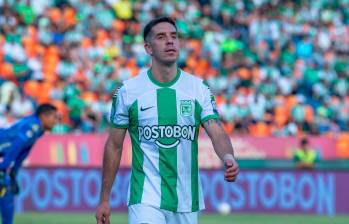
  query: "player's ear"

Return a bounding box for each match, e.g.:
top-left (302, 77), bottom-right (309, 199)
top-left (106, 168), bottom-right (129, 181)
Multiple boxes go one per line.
top-left (144, 41), bottom-right (153, 55)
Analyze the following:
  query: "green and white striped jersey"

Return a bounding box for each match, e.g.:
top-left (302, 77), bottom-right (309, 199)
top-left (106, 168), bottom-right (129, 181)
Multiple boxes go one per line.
top-left (110, 68), bottom-right (219, 212)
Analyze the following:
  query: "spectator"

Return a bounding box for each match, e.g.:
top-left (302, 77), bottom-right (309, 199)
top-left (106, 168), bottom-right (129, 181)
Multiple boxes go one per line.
top-left (293, 137), bottom-right (320, 169)
top-left (0, 0), bottom-right (348, 136)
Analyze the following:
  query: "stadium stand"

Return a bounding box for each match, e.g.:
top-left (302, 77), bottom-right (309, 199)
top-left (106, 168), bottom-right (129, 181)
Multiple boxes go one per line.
top-left (0, 0), bottom-right (349, 138)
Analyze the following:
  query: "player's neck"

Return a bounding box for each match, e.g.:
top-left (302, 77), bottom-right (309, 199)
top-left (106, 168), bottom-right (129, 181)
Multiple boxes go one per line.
top-left (151, 62), bottom-right (177, 83)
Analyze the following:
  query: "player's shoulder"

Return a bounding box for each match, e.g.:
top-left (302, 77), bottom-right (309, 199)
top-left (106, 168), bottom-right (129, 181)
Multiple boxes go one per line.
top-left (123, 69), bottom-right (148, 89)
top-left (14, 115), bottom-right (42, 139)
top-left (179, 70), bottom-right (211, 93)
top-left (112, 70), bottom-right (147, 97)
top-left (23, 115), bottom-right (41, 131)
top-left (180, 70), bottom-right (206, 87)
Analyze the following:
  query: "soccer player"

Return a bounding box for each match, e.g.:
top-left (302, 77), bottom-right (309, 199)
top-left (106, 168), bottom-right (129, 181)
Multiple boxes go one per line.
top-left (96, 17), bottom-right (239, 224)
top-left (0, 103), bottom-right (58, 224)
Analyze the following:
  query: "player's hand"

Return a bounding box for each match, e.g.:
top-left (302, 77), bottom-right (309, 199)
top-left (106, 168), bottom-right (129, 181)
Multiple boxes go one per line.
top-left (224, 155), bottom-right (239, 182)
top-left (96, 201), bottom-right (111, 224)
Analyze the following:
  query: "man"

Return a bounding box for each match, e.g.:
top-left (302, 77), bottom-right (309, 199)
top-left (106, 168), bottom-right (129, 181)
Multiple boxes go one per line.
top-left (294, 137), bottom-right (320, 169)
top-left (0, 103), bottom-right (58, 224)
top-left (96, 17), bottom-right (239, 224)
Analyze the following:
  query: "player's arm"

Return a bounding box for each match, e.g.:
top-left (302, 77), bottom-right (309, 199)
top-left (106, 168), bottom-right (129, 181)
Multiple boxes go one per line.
top-left (203, 119), bottom-right (239, 182)
top-left (7, 148), bottom-right (31, 194)
top-left (96, 127), bottom-right (127, 224)
top-left (0, 132), bottom-right (29, 195)
top-left (96, 83), bottom-right (128, 224)
top-left (11, 148), bottom-right (30, 173)
top-left (100, 127), bottom-right (126, 202)
top-left (203, 119), bottom-right (235, 161)
top-left (199, 80), bottom-right (238, 182)
top-left (0, 134), bottom-right (29, 170)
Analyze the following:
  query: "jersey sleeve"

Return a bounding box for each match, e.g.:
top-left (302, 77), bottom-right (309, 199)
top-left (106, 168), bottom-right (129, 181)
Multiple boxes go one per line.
top-left (109, 85), bottom-right (129, 129)
top-left (199, 80), bottom-right (220, 125)
top-left (0, 125), bottom-right (32, 170)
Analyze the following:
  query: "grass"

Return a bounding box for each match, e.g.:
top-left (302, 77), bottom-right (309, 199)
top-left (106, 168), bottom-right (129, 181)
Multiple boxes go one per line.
top-left (13, 213), bottom-right (349, 224)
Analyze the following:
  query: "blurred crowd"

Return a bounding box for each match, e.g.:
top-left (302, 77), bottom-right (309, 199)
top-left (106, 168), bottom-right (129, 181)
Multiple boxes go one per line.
top-left (0, 0), bottom-right (349, 136)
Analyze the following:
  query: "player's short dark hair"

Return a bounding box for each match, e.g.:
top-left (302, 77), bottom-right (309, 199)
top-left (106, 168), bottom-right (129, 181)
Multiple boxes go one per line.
top-left (301, 138), bottom-right (308, 146)
top-left (143, 16), bottom-right (177, 41)
top-left (36, 103), bottom-right (57, 116)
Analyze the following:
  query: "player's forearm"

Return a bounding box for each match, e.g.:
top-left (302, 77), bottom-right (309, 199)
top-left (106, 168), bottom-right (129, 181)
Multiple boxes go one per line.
top-left (204, 119), bottom-right (235, 162)
top-left (211, 130), bottom-right (235, 162)
top-left (100, 138), bottom-right (122, 203)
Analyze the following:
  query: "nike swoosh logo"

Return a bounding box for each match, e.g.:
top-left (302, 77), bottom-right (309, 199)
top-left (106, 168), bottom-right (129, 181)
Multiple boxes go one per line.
top-left (140, 106), bottom-right (155, 111)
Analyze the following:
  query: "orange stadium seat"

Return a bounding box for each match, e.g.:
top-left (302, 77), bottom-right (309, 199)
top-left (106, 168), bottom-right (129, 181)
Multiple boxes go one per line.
top-left (43, 72), bottom-right (58, 82)
top-left (37, 82), bottom-right (53, 104)
top-left (336, 132), bottom-right (349, 158)
top-left (112, 20), bottom-right (127, 32)
top-left (250, 121), bottom-right (271, 137)
top-left (304, 105), bottom-right (314, 123)
top-left (214, 95), bottom-right (224, 107)
top-left (23, 80), bottom-right (39, 100)
top-left (81, 91), bottom-right (98, 103)
top-left (285, 95), bottom-right (297, 111)
top-left (237, 67), bottom-right (251, 80)
top-left (222, 122), bottom-right (234, 134)
top-left (49, 8), bottom-right (62, 24)
top-left (96, 30), bottom-right (109, 46)
top-left (274, 106), bottom-right (289, 126)
top-left (0, 63), bottom-right (14, 80)
top-left (81, 38), bottom-right (92, 49)
top-left (186, 55), bottom-right (197, 70)
top-left (194, 59), bottom-right (209, 78)
top-left (63, 7), bottom-right (77, 27)
top-left (205, 68), bottom-right (218, 79)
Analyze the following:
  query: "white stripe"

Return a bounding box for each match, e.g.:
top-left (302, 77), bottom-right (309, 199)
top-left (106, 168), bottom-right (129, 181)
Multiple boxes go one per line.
top-left (141, 142), bottom-right (161, 206)
top-left (176, 140), bottom-right (193, 211)
top-left (138, 91), bottom-right (161, 207)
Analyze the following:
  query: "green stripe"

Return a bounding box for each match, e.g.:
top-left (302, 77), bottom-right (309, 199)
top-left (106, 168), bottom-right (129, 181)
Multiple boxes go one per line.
top-left (157, 88), bottom-right (178, 211)
top-left (201, 114), bottom-right (220, 125)
top-left (129, 100), bottom-right (145, 205)
top-left (109, 123), bottom-right (128, 129)
top-left (191, 100), bottom-right (201, 211)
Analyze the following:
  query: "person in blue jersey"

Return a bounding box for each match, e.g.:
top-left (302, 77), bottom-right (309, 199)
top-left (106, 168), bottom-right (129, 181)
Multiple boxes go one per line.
top-left (0, 103), bottom-right (58, 224)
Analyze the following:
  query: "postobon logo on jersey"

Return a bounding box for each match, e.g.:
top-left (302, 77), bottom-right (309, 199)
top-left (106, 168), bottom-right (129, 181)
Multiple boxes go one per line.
top-left (138, 125), bottom-right (196, 148)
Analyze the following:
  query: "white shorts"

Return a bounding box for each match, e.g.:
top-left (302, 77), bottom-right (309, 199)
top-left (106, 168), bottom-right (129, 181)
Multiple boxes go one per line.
top-left (128, 203), bottom-right (198, 224)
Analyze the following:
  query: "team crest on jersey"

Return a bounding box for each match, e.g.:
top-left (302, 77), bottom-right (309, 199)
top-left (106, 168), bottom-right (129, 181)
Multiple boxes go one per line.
top-left (180, 100), bottom-right (192, 116)
top-left (32, 124), bottom-right (39, 132)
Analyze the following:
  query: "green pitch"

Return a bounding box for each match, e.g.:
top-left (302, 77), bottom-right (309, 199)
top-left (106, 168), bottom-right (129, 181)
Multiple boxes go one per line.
top-left (14, 213), bottom-right (349, 224)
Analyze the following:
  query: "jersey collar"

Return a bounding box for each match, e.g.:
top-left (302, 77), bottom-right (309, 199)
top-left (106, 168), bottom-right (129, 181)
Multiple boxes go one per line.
top-left (147, 67), bottom-right (181, 87)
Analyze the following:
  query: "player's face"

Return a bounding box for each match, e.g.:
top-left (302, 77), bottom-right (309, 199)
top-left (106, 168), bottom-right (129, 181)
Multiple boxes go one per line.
top-left (145, 22), bottom-right (179, 65)
top-left (42, 111), bottom-right (58, 131)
